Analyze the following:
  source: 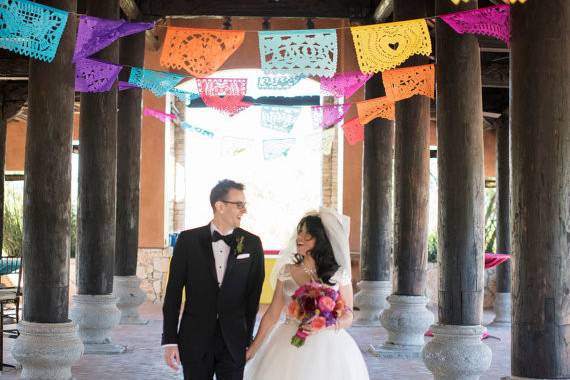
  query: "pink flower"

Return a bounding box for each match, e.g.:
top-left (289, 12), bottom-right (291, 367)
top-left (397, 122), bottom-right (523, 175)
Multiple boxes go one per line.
top-left (318, 296), bottom-right (335, 312)
top-left (293, 286), bottom-right (305, 298)
top-left (310, 316), bottom-right (327, 330)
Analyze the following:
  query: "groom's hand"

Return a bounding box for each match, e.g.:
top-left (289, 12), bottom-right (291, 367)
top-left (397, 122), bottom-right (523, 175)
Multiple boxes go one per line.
top-left (164, 346), bottom-right (181, 371)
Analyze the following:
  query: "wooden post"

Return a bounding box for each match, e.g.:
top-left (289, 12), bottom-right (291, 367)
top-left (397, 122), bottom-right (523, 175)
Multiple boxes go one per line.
top-left (493, 111), bottom-right (511, 324)
top-left (360, 75), bottom-right (393, 284)
top-left (495, 112), bottom-right (510, 293)
top-left (354, 74), bottom-right (394, 323)
top-left (115, 33), bottom-right (144, 277)
top-left (511, 1), bottom-right (570, 377)
top-left (14, 4), bottom-right (84, 376)
top-left (435, 0), bottom-right (485, 326)
top-left (77, 0), bottom-right (120, 296)
top-left (422, 1), bottom-right (492, 377)
top-left (22, 0), bottom-right (76, 323)
top-left (392, 0), bottom-right (430, 297)
top-left (72, 0), bottom-right (125, 353)
top-left (113, 32), bottom-right (148, 325)
top-left (373, 0), bottom-right (435, 357)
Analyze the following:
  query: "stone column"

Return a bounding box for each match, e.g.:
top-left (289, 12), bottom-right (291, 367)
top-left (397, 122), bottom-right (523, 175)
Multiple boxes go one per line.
top-left (493, 111), bottom-right (511, 326)
top-left (505, 1), bottom-right (570, 378)
top-left (377, 0), bottom-right (434, 358)
top-left (422, 1), bottom-right (492, 378)
top-left (353, 74), bottom-right (392, 325)
top-left (114, 31), bottom-right (147, 325)
top-left (11, 1), bottom-right (84, 378)
top-left (70, 0), bottom-right (124, 354)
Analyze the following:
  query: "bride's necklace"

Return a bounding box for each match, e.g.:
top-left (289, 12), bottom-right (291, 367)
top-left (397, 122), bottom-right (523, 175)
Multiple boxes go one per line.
top-left (300, 261), bottom-right (317, 280)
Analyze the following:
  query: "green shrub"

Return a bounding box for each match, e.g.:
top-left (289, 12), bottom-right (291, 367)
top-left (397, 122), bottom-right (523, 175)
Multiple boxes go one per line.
top-left (3, 189), bottom-right (23, 257)
top-left (2, 189), bottom-right (78, 258)
top-left (427, 231), bottom-right (437, 263)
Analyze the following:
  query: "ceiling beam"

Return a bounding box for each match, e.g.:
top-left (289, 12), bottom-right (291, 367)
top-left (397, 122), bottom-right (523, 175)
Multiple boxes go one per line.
top-left (134, 0), bottom-right (372, 19)
top-left (120, 0), bottom-right (142, 20)
top-left (373, 0), bottom-right (393, 22)
top-left (482, 62), bottom-right (508, 88)
top-left (478, 35), bottom-right (509, 53)
top-left (0, 56), bottom-right (28, 79)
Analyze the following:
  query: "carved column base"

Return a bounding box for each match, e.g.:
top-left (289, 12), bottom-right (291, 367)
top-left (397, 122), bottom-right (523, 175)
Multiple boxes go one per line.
top-left (422, 324), bottom-right (492, 380)
top-left (371, 295), bottom-right (434, 358)
top-left (353, 280), bottom-right (391, 326)
top-left (113, 276), bottom-right (148, 325)
top-left (12, 320), bottom-right (84, 380)
top-left (70, 294), bottom-right (125, 354)
top-left (492, 292), bottom-right (511, 326)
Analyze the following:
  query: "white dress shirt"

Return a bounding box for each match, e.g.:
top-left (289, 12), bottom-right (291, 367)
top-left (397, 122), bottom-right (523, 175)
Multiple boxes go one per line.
top-left (210, 222), bottom-right (234, 287)
top-left (162, 223), bottom-right (234, 349)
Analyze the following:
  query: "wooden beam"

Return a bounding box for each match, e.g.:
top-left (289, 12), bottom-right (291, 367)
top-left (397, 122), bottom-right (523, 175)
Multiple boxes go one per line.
top-left (120, 0), bottom-right (141, 20)
top-left (373, 0), bottom-right (393, 22)
top-left (135, 0), bottom-right (372, 19)
top-left (478, 35), bottom-right (509, 52)
top-left (187, 95), bottom-right (320, 108)
top-left (482, 62), bottom-right (509, 88)
top-left (0, 57), bottom-right (28, 79)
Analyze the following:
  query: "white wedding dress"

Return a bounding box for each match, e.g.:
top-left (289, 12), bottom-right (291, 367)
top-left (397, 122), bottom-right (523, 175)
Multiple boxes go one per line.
top-left (244, 265), bottom-right (370, 380)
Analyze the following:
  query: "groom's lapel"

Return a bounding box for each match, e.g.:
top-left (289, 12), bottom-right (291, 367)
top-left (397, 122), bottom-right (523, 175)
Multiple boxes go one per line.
top-left (199, 224), bottom-right (218, 284)
top-left (222, 230), bottom-right (238, 285)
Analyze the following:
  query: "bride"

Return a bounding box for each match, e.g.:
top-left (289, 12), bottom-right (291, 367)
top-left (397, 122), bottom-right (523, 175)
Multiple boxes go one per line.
top-left (244, 208), bottom-right (369, 380)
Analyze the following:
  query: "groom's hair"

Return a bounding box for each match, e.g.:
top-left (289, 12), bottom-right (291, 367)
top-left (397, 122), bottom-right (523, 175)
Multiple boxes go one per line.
top-left (210, 179), bottom-right (245, 210)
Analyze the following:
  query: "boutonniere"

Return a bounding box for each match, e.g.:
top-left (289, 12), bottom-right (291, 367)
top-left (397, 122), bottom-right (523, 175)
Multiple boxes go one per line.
top-left (235, 236), bottom-right (245, 256)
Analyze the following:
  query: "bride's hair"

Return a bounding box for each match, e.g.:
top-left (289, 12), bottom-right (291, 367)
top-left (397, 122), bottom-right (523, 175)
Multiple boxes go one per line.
top-left (293, 215), bottom-right (340, 285)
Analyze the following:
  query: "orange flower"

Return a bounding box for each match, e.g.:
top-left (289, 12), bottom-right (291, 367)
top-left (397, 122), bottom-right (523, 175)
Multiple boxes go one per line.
top-left (310, 316), bottom-right (327, 330)
top-left (287, 301), bottom-right (301, 319)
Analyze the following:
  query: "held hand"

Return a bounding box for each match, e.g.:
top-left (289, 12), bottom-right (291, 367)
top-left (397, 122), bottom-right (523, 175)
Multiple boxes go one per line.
top-left (300, 323), bottom-right (322, 336)
top-left (245, 347), bottom-right (254, 362)
top-left (246, 346), bottom-right (257, 362)
top-left (164, 346), bottom-right (181, 371)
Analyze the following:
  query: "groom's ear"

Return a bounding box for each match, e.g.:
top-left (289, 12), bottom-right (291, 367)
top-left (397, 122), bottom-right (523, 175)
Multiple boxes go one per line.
top-left (213, 200), bottom-right (223, 214)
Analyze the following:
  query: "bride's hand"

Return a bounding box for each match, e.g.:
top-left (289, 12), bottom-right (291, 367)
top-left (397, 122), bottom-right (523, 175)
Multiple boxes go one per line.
top-left (246, 346), bottom-right (256, 361)
top-left (300, 323), bottom-right (329, 336)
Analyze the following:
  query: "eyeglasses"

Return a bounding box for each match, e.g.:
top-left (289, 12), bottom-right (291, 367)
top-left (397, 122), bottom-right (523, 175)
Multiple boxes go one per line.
top-left (221, 200), bottom-right (247, 210)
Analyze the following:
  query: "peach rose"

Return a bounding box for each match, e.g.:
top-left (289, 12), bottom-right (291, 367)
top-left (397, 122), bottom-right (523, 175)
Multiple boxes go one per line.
top-left (317, 296), bottom-right (335, 312)
top-left (310, 316), bottom-right (327, 330)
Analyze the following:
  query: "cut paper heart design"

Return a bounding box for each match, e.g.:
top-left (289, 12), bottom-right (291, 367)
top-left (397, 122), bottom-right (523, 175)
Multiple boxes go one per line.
top-left (351, 19), bottom-right (432, 73)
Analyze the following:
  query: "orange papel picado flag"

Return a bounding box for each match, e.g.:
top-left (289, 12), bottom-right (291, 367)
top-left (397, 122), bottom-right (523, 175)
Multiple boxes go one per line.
top-left (160, 27), bottom-right (245, 77)
top-left (382, 63), bottom-right (435, 102)
top-left (356, 96), bottom-right (395, 124)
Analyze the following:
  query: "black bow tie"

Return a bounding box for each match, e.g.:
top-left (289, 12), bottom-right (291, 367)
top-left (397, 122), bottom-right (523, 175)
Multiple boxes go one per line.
top-left (212, 230), bottom-right (235, 246)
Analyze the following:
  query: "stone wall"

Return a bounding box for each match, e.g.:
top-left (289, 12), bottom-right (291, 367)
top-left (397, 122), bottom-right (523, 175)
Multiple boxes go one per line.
top-left (69, 248), bottom-right (173, 304)
top-left (136, 247), bottom-right (173, 303)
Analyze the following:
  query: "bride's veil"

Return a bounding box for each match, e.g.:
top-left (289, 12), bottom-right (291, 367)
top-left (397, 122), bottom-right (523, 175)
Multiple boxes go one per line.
top-left (270, 207), bottom-right (352, 288)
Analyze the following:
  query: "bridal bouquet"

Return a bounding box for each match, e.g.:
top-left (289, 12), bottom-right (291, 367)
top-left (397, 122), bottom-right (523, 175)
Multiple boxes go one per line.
top-left (287, 282), bottom-right (347, 347)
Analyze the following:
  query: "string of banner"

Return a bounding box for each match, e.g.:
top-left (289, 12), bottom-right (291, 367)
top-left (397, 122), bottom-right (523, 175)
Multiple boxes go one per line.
top-left (0, 0), bottom-right (513, 159)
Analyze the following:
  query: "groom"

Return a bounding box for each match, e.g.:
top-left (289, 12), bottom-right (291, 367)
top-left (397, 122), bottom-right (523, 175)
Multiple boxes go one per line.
top-left (162, 179), bottom-right (265, 380)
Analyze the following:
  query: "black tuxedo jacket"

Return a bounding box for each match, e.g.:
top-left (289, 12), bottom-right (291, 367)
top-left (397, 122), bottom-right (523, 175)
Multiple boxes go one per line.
top-left (161, 224), bottom-right (265, 366)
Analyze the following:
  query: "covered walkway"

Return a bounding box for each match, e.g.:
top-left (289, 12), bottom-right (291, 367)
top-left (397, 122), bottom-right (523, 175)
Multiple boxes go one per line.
top-left (1, 304), bottom-right (511, 379)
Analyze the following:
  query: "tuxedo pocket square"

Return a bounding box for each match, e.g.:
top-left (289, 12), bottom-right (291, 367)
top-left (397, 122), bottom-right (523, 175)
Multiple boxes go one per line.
top-left (236, 253), bottom-right (250, 259)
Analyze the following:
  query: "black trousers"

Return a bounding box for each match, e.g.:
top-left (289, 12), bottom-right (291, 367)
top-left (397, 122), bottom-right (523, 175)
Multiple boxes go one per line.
top-left (182, 321), bottom-right (244, 380)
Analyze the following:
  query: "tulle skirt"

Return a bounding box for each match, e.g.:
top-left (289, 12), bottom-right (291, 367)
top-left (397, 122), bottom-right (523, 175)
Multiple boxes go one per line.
top-left (244, 321), bottom-right (370, 380)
